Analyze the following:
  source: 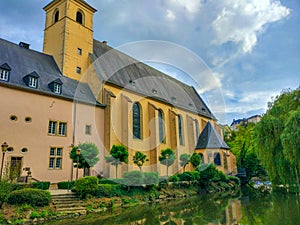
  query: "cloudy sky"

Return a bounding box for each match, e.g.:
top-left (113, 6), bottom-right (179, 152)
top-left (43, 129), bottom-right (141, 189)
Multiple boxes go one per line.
top-left (0, 0), bottom-right (299, 124)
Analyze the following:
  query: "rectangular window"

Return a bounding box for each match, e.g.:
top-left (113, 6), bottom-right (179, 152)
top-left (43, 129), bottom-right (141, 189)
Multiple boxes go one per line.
top-left (48, 120), bottom-right (67, 136)
top-left (49, 147), bottom-right (63, 169)
top-left (58, 122), bottom-right (67, 136)
top-left (0, 69), bottom-right (9, 81)
top-left (76, 67), bottom-right (81, 74)
top-left (85, 125), bottom-right (91, 135)
top-left (77, 48), bottom-right (82, 55)
top-left (54, 83), bottom-right (61, 94)
top-left (29, 76), bottom-right (37, 88)
top-left (48, 121), bottom-right (57, 135)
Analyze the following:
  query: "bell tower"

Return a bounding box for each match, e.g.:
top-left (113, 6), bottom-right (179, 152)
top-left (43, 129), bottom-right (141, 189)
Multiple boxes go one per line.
top-left (43, 0), bottom-right (97, 80)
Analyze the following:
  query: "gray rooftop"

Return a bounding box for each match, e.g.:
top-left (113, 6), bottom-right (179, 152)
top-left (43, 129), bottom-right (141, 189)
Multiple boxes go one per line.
top-left (0, 38), bottom-right (101, 106)
top-left (195, 121), bottom-right (230, 150)
top-left (91, 39), bottom-right (215, 119)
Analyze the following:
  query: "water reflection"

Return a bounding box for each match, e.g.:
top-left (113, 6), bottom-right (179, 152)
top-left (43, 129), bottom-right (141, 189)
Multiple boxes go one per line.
top-left (45, 191), bottom-right (300, 225)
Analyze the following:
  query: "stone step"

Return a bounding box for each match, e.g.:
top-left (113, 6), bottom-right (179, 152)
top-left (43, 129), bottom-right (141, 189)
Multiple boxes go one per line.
top-left (56, 206), bottom-right (86, 212)
top-left (54, 202), bottom-right (86, 207)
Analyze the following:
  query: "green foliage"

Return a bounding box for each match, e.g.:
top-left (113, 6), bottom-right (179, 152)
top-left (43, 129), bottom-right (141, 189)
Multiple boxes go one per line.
top-left (228, 122), bottom-right (267, 183)
top-left (31, 181), bottom-right (50, 190)
top-left (168, 174), bottom-right (179, 182)
top-left (106, 144), bottom-right (129, 178)
top-left (179, 153), bottom-right (191, 171)
top-left (95, 184), bottom-right (123, 198)
top-left (178, 171), bottom-right (200, 183)
top-left (189, 153), bottom-right (202, 168)
top-left (70, 142), bottom-right (100, 176)
top-left (123, 171), bottom-right (144, 186)
top-left (0, 181), bottom-right (14, 207)
top-left (159, 148), bottom-right (176, 176)
top-left (7, 188), bottom-right (51, 206)
top-left (228, 176), bottom-right (240, 185)
top-left (133, 151), bottom-right (149, 171)
top-left (73, 176), bottom-right (98, 198)
top-left (57, 181), bottom-right (75, 189)
top-left (143, 172), bottom-right (159, 186)
top-left (255, 88), bottom-right (300, 189)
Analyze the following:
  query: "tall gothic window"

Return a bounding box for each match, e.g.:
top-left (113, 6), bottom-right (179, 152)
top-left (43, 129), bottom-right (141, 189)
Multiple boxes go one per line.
top-left (132, 102), bottom-right (142, 139)
top-left (76, 11), bottom-right (83, 24)
top-left (158, 109), bottom-right (165, 143)
top-left (195, 119), bottom-right (199, 139)
top-left (214, 152), bottom-right (221, 166)
top-left (178, 115), bottom-right (184, 145)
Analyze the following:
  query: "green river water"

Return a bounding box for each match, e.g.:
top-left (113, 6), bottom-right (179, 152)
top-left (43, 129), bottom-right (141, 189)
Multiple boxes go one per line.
top-left (45, 191), bottom-right (300, 225)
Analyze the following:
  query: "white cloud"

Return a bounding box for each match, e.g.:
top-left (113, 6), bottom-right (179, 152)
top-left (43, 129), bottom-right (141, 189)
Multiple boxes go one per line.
top-left (212, 0), bottom-right (290, 54)
top-left (166, 0), bottom-right (203, 20)
top-left (166, 9), bottom-right (176, 21)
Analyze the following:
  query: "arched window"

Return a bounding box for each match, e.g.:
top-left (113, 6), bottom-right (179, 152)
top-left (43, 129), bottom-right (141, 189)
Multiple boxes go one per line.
top-left (158, 109), bottom-right (165, 143)
top-left (178, 115), bottom-right (184, 145)
top-left (54, 10), bottom-right (59, 23)
top-left (214, 152), bottom-right (221, 166)
top-left (76, 11), bottom-right (84, 24)
top-left (132, 102), bottom-right (142, 139)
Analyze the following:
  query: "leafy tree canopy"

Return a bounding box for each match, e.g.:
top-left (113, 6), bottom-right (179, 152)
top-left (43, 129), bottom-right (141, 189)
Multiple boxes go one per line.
top-left (70, 142), bottom-right (99, 169)
top-left (190, 153), bottom-right (202, 168)
top-left (159, 148), bottom-right (176, 167)
top-left (133, 151), bottom-right (149, 171)
top-left (255, 87), bottom-right (300, 189)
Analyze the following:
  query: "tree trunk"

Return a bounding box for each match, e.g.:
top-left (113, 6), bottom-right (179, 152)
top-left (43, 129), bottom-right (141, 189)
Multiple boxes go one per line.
top-left (116, 164), bottom-right (118, 178)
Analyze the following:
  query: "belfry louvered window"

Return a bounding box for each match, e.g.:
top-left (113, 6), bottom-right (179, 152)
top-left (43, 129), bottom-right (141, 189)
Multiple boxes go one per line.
top-left (132, 102), bottom-right (142, 139)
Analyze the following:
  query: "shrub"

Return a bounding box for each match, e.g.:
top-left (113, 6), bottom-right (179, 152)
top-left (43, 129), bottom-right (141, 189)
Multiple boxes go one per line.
top-left (123, 171), bottom-right (143, 186)
top-left (57, 181), bottom-right (75, 189)
top-left (73, 176), bottom-right (98, 198)
top-left (0, 181), bottom-right (14, 207)
top-left (95, 184), bottom-right (123, 197)
top-left (7, 188), bottom-right (51, 206)
top-left (168, 174), bottom-right (179, 182)
top-left (98, 178), bottom-right (117, 185)
top-left (32, 181), bottom-right (50, 190)
top-left (143, 172), bottom-right (159, 185)
top-left (228, 176), bottom-right (240, 185)
top-left (178, 171), bottom-right (200, 183)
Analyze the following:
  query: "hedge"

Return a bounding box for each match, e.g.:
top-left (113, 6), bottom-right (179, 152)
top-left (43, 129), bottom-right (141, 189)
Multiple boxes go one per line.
top-left (31, 181), bottom-right (50, 190)
top-left (57, 181), bottom-right (75, 189)
top-left (7, 188), bottom-right (51, 206)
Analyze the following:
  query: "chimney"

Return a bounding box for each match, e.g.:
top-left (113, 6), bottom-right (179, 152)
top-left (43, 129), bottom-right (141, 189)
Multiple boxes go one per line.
top-left (102, 41), bottom-right (107, 45)
top-left (19, 42), bottom-right (30, 49)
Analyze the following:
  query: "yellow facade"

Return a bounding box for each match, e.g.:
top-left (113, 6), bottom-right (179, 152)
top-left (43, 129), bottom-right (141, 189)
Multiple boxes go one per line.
top-left (41, 0), bottom-right (237, 178)
top-left (43, 0), bottom-right (96, 80)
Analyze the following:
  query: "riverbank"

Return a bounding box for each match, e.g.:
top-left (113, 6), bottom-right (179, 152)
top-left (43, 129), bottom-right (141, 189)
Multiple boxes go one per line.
top-left (0, 178), bottom-right (240, 224)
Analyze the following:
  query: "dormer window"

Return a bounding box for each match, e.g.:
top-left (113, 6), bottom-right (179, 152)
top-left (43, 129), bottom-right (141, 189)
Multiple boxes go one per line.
top-left (54, 83), bottom-right (61, 94)
top-left (23, 71), bottom-right (39, 89)
top-left (29, 76), bottom-right (37, 88)
top-left (0, 63), bottom-right (11, 82)
top-left (48, 79), bottom-right (63, 94)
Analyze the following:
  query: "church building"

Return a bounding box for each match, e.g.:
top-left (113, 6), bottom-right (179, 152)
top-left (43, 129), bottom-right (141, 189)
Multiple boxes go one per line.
top-left (0, 0), bottom-right (236, 183)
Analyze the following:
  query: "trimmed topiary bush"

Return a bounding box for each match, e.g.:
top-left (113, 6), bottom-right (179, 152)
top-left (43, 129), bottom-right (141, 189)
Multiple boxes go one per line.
top-left (73, 176), bottom-right (98, 198)
top-left (95, 184), bottom-right (123, 197)
top-left (7, 188), bottom-right (51, 206)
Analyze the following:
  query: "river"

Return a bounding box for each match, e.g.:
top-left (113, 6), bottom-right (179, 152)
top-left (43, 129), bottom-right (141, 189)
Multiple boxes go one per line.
top-left (44, 191), bottom-right (300, 225)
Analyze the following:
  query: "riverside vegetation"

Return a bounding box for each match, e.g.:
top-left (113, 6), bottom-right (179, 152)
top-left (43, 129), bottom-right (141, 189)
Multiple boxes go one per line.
top-left (0, 164), bottom-right (240, 224)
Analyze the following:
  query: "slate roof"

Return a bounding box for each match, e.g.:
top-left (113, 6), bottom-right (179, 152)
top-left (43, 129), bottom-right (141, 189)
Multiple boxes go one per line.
top-left (195, 121), bottom-right (230, 150)
top-left (0, 38), bottom-right (101, 106)
top-left (91, 39), bottom-right (215, 119)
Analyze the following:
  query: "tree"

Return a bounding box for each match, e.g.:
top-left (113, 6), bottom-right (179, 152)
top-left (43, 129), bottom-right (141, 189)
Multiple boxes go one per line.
top-left (105, 144), bottom-right (128, 178)
top-left (159, 148), bottom-right (176, 176)
top-left (133, 151), bottom-right (149, 171)
top-left (179, 153), bottom-right (191, 172)
top-left (255, 87), bottom-right (300, 191)
top-left (227, 123), bottom-right (267, 183)
top-left (70, 142), bottom-right (99, 176)
top-left (189, 153), bottom-right (202, 169)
